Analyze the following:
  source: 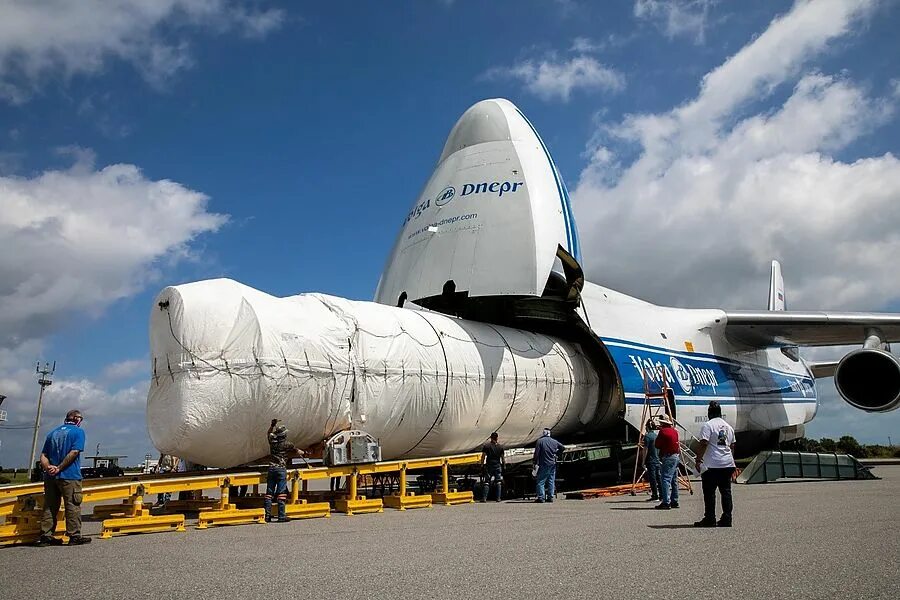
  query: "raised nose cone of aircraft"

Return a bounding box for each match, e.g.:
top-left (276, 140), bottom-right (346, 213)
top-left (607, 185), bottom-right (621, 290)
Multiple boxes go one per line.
top-left (438, 98), bottom-right (518, 164)
top-left (375, 98), bottom-right (582, 306)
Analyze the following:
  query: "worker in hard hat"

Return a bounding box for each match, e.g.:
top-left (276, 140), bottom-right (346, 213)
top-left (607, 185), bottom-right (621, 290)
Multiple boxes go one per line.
top-left (265, 419), bottom-right (304, 523)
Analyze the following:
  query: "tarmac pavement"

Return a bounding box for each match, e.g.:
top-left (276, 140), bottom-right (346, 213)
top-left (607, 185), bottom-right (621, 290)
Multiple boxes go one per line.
top-left (2, 466), bottom-right (898, 600)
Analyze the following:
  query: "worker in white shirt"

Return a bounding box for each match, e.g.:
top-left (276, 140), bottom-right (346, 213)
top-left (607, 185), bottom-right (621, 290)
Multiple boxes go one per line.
top-left (693, 401), bottom-right (736, 528)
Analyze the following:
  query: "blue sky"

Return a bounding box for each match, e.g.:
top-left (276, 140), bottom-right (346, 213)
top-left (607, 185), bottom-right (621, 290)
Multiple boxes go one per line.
top-left (1, 0), bottom-right (899, 466)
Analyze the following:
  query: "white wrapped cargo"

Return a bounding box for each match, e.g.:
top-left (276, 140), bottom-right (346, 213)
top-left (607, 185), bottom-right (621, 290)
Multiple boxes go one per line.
top-left (147, 279), bottom-right (600, 467)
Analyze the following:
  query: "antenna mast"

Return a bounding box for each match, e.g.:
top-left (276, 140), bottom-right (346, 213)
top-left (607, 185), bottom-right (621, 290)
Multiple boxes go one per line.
top-left (27, 361), bottom-right (55, 472)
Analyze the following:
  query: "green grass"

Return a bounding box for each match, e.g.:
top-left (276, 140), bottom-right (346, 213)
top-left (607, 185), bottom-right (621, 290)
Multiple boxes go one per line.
top-left (0, 471), bottom-right (31, 485)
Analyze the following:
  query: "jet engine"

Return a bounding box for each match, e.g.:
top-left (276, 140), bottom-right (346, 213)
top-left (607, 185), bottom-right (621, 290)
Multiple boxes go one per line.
top-left (834, 348), bottom-right (900, 412)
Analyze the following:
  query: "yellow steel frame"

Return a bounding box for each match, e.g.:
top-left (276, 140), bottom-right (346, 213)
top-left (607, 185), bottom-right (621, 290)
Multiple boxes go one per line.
top-left (0, 453), bottom-right (479, 544)
top-left (383, 463), bottom-right (433, 510)
top-left (431, 461), bottom-right (476, 505)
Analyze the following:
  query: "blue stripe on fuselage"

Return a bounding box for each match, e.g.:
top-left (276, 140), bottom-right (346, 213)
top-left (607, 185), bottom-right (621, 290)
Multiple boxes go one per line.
top-left (601, 337), bottom-right (816, 404)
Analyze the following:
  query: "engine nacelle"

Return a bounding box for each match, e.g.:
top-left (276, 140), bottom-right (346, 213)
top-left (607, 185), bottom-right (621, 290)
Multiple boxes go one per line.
top-left (834, 348), bottom-right (900, 412)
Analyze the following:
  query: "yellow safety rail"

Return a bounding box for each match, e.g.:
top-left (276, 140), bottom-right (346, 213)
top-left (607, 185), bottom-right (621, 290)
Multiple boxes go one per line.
top-left (0, 453), bottom-right (479, 545)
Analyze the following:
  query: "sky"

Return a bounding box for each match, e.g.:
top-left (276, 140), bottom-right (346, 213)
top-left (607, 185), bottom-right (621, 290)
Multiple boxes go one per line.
top-left (0, 0), bottom-right (898, 468)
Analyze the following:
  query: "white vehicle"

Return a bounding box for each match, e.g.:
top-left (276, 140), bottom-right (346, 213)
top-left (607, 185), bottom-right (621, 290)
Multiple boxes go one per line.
top-left (147, 99), bottom-right (900, 468)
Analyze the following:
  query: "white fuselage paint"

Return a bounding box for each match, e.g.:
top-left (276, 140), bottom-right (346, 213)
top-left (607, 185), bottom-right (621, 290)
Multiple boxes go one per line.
top-left (578, 281), bottom-right (817, 442)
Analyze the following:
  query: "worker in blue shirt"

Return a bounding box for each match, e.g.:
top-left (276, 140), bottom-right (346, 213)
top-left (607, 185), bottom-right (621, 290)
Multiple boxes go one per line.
top-left (36, 409), bottom-right (91, 546)
top-left (642, 418), bottom-right (662, 501)
top-left (533, 428), bottom-right (565, 503)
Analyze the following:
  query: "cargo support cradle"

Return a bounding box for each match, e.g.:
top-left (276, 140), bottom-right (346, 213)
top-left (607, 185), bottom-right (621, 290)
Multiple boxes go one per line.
top-left (0, 453), bottom-right (479, 546)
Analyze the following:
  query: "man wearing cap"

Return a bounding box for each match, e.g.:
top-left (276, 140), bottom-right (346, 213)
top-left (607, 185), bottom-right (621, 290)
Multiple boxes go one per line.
top-left (694, 401), bottom-right (737, 527)
top-left (37, 409), bottom-right (91, 545)
top-left (265, 419), bottom-right (304, 522)
top-left (533, 428), bottom-right (565, 503)
top-left (654, 415), bottom-right (680, 509)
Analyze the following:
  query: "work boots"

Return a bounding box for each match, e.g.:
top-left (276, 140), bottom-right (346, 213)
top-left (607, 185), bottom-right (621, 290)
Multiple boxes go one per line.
top-left (68, 535), bottom-right (92, 545)
top-left (33, 536), bottom-right (64, 547)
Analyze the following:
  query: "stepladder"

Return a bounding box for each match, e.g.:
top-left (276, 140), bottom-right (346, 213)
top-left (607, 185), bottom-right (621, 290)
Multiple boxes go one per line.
top-left (630, 364), bottom-right (694, 497)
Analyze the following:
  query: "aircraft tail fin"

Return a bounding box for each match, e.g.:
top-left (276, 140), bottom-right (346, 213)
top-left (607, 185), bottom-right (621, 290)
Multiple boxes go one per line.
top-left (768, 260), bottom-right (785, 311)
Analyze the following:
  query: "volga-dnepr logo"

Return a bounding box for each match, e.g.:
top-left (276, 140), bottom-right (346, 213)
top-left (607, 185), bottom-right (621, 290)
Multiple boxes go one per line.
top-left (435, 186), bottom-right (455, 206)
top-left (402, 179), bottom-right (524, 226)
top-left (669, 357), bottom-right (693, 394)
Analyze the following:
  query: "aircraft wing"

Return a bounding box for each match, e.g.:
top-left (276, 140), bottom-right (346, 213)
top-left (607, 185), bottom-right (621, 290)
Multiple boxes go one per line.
top-left (723, 311), bottom-right (900, 347)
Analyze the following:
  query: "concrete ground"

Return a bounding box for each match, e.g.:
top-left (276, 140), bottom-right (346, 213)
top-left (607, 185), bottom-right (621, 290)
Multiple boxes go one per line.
top-left (2, 467), bottom-right (898, 600)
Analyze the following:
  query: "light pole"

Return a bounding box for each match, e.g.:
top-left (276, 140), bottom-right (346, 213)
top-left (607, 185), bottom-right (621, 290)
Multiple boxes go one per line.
top-left (0, 394), bottom-right (6, 465)
top-left (27, 361), bottom-right (55, 472)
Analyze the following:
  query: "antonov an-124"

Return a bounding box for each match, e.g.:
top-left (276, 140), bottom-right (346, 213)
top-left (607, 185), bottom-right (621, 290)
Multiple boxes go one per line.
top-left (147, 99), bottom-right (900, 468)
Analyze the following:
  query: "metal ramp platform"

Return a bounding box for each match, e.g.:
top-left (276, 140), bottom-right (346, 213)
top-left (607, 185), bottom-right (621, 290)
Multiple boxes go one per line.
top-left (736, 451), bottom-right (879, 484)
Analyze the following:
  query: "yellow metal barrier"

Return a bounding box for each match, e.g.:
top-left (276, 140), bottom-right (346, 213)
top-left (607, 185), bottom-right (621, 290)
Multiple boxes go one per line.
top-left (0, 453), bottom-right (480, 545)
top-left (93, 500), bottom-right (154, 518)
top-left (0, 495), bottom-right (66, 546)
top-left (333, 468), bottom-right (384, 515)
top-left (432, 461), bottom-right (475, 505)
top-left (383, 463), bottom-right (433, 510)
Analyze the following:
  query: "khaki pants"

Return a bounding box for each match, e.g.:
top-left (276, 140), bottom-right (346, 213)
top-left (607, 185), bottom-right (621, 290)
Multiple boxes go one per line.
top-left (41, 479), bottom-right (82, 537)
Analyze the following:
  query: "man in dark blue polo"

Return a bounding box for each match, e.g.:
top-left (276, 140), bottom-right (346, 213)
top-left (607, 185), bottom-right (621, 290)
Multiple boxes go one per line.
top-left (37, 409), bottom-right (91, 545)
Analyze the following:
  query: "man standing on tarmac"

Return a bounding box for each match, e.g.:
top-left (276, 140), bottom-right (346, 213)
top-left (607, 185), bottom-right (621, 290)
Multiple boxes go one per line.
top-left (480, 432), bottom-right (505, 502)
top-left (265, 419), bottom-right (304, 522)
top-left (642, 418), bottom-right (661, 502)
top-left (654, 415), bottom-right (680, 510)
top-left (154, 453), bottom-right (178, 506)
top-left (694, 401), bottom-right (737, 527)
top-left (533, 428), bottom-right (565, 503)
top-left (36, 409), bottom-right (91, 545)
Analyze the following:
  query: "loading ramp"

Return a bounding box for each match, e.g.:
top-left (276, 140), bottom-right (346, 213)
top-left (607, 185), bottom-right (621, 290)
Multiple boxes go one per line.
top-left (736, 451), bottom-right (879, 484)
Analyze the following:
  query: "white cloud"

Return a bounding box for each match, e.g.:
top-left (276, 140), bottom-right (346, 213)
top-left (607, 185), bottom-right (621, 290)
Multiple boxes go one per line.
top-left (574, 0), bottom-right (897, 311)
top-left (570, 34), bottom-right (634, 54)
top-left (0, 364), bottom-right (152, 468)
top-left (0, 0), bottom-right (285, 103)
top-left (633, 0), bottom-right (714, 43)
top-left (101, 359), bottom-right (147, 383)
top-left (487, 55), bottom-right (625, 102)
top-left (0, 148), bottom-right (227, 346)
top-left (572, 1), bottom-right (899, 438)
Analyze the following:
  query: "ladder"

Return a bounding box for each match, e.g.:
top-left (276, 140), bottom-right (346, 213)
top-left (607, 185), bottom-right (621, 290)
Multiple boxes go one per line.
top-left (629, 364), bottom-right (694, 496)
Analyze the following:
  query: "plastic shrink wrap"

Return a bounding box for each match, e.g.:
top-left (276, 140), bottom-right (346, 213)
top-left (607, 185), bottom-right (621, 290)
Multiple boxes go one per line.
top-left (148, 279), bottom-right (600, 467)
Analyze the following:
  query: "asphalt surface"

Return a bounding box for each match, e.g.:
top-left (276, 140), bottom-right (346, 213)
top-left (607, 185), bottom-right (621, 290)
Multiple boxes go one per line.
top-left (2, 467), bottom-right (899, 600)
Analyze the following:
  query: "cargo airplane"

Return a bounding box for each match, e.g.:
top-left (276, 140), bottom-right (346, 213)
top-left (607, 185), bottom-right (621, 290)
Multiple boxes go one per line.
top-left (148, 99), bottom-right (900, 468)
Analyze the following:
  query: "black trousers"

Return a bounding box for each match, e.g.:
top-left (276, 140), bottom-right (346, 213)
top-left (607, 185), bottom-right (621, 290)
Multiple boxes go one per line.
top-left (701, 467), bottom-right (735, 522)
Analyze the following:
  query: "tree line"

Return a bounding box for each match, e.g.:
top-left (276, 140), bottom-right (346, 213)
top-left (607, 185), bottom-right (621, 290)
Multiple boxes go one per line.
top-left (780, 435), bottom-right (899, 458)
